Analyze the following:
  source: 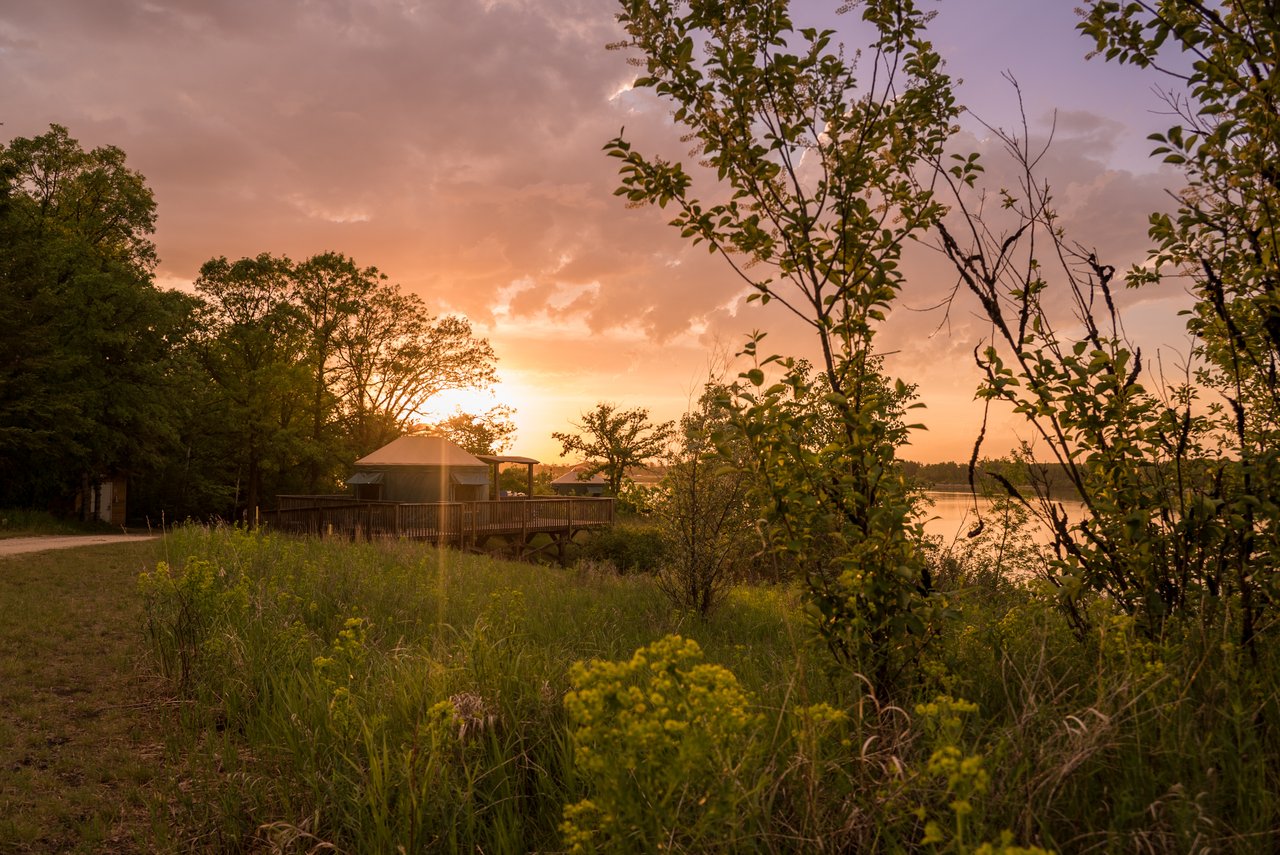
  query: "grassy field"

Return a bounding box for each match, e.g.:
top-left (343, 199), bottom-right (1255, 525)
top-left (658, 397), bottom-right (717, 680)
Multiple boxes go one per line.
top-left (135, 525), bottom-right (1279, 853)
top-left (0, 538), bottom-right (176, 853)
top-left (135, 525), bottom-right (846, 852)
top-left (4, 525), bottom-right (1277, 852)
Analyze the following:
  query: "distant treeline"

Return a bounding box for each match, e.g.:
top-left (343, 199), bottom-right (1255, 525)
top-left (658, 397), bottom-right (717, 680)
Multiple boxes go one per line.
top-left (902, 457), bottom-right (1236, 504)
top-left (900, 459), bottom-right (1076, 497)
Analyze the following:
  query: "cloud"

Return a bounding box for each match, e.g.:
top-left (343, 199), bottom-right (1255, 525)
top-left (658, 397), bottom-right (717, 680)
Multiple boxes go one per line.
top-left (0, 0), bottom-right (1191, 461)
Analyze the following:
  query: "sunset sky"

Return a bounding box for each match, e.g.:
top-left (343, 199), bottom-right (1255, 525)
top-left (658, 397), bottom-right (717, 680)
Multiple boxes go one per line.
top-left (0, 0), bottom-right (1192, 463)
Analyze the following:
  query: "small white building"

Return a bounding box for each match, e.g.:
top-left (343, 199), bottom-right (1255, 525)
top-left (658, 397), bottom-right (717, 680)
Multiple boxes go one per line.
top-left (78, 475), bottom-right (128, 525)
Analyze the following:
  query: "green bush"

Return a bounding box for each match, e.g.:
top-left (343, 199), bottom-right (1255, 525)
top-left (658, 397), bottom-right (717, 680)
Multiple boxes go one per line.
top-left (572, 521), bottom-right (666, 574)
top-left (0, 507), bottom-right (111, 537)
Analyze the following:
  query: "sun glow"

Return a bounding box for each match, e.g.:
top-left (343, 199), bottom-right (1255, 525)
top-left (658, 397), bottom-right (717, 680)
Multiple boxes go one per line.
top-left (414, 385), bottom-right (503, 424)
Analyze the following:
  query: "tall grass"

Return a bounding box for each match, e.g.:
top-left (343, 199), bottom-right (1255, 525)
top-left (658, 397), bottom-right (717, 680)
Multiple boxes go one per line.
top-left (0, 507), bottom-right (114, 537)
top-left (144, 525), bottom-right (1279, 852)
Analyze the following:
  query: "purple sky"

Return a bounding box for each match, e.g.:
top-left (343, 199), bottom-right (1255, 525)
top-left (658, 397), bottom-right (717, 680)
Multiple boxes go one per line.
top-left (0, 0), bottom-right (1191, 462)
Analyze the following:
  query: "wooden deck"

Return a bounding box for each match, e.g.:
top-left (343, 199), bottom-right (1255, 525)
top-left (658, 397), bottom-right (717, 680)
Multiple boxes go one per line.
top-left (268, 495), bottom-right (615, 550)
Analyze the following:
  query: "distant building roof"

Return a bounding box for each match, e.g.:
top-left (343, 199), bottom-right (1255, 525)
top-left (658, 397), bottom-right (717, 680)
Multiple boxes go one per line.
top-left (355, 436), bottom-right (487, 468)
top-left (476, 454), bottom-right (540, 465)
top-left (551, 466), bottom-right (608, 486)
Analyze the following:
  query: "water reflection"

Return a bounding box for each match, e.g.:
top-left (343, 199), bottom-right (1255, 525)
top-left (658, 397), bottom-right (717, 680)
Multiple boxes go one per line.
top-left (921, 491), bottom-right (1085, 546)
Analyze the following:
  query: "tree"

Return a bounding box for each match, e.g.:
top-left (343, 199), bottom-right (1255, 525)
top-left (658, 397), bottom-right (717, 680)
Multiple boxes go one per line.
top-left (553, 403), bottom-right (673, 496)
top-left (1077, 0), bottom-right (1280, 649)
top-left (194, 254), bottom-right (311, 516)
top-left (609, 0), bottom-right (957, 687)
top-left (331, 290), bottom-right (497, 456)
top-left (191, 251), bottom-right (500, 513)
top-left (1077, 3), bottom-right (1280, 419)
top-left (420, 405), bottom-right (517, 456)
top-left (290, 252), bottom-right (385, 491)
top-left (919, 2), bottom-right (1280, 650)
top-left (928, 84), bottom-right (1245, 639)
top-left (653, 389), bottom-right (756, 616)
top-left (0, 124), bottom-right (194, 515)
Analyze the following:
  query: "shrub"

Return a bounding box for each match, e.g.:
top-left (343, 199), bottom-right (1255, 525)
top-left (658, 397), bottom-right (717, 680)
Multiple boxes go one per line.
top-left (573, 522), bottom-right (666, 574)
top-left (138, 555), bottom-right (249, 690)
top-left (562, 635), bottom-right (763, 852)
top-left (653, 396), bottom-right (758, 616)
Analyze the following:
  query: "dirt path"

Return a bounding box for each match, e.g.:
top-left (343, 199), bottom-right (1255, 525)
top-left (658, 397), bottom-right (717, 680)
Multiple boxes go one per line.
top-left (0, 534), bottom-right (158, 557)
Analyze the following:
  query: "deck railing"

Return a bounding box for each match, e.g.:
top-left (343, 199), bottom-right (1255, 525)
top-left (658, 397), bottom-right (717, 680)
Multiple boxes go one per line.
top-left (268, 496), bottom-right (614, 544)
top-left (277, 494), bottom-right (360, 511)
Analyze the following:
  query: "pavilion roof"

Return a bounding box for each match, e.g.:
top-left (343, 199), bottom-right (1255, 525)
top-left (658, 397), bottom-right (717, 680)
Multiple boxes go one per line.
top-left (355, 436), bottom-right (486, 468)
top-left (476, 454), bottom-right (539, 465)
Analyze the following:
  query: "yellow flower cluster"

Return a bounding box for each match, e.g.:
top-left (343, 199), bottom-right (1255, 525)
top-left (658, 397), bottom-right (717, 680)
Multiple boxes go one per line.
top-left (915, 694), bottom-right (979, 744)
top-left (926, 745), bottom-right (989, 817)
top-left (313, 617), bottom-right (370, 735)
top-left (913, 695), bottom-right (1054, 854)
top-left (561, 635), bottom-right (761, 852)
top-left (138, 556), bottom-right (251, 687)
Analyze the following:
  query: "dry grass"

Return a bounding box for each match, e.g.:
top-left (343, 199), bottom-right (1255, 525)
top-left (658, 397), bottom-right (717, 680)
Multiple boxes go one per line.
top-left (0, 539), bottom-right (181, 853)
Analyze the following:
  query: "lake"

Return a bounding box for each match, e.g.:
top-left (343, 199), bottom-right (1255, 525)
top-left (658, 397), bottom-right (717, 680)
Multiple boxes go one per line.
top-left (920, 490), bottom-right (1085, 546)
